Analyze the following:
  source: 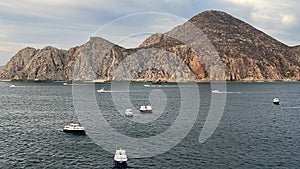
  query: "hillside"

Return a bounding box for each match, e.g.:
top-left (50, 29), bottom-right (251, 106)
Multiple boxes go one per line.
top-left (0, 10), bottom-right (299, 82)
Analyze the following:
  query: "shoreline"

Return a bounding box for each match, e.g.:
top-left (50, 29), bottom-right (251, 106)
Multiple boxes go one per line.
top-left (1, 79), bottom-right (299, 83)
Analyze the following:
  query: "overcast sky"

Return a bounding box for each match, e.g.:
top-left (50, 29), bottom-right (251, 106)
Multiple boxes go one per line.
top-left (0, 0), bottom-right (299, 65)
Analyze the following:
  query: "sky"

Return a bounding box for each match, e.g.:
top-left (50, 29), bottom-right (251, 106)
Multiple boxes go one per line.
top-left (0, 0), bottom-right (299, 65)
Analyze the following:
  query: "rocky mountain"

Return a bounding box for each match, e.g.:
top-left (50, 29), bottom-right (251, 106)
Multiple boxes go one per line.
top-left (0, 10), bottom-right (299, 82)
top-left (0, 46), bottom-right (82, 81)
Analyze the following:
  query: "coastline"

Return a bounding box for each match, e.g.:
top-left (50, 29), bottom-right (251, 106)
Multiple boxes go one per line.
top-left (1, 78), bottom-right (299, 83)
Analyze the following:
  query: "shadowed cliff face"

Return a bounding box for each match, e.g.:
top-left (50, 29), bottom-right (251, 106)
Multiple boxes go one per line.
top-left (0, 10), bottom-right (299, 82)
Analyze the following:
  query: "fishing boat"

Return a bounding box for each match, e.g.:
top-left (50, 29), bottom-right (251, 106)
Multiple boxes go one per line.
top-left (114, 149), bottom-right (128, 168)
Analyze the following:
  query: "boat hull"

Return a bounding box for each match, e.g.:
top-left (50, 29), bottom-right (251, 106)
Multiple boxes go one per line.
top-left (273, 102), bottom-right (280, 105)
top-left (140, 110), bottom-right (152, 113)
top-left (114, 160), bottom-right (127, 168)
top-left (63, 129), bottom-right (86, 135)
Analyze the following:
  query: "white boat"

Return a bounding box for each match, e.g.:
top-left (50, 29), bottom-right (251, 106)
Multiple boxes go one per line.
top-left (211, 89), bottom-right (222, 93)
top-left (63, 82), bottom-right (72, 86)
top-left (97, 88), bottom-right (107, 93)
top-left (125, 109), bottom-right (133, 117)
top-left (273, 97), bottom-right (280, 105)
top-left (114, 149), bottom-right (128, 168)
top-left (63, 123), bottom-right (86, 135)
top-left (10, 84), bottom-right (16, 88)
top-left (139, 105), bottom-right (152, 112)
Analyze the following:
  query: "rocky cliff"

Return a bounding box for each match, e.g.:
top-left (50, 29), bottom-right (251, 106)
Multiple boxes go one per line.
top-left (0, 10), bottom-right (299, 82)
top-left (0, 46), bottom-right (82, 81)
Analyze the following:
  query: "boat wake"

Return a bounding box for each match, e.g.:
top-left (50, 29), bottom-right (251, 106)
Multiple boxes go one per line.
top-left (97, 90), bottom-right (129, 93)
top-left (211, 90), bottom-right (242, 94)
top-left (281, 106), bottom-right (300, 109)
top-left (144, 84), bottom-right (178, 88)
top-left (8, 85), bottom-right (27, 88)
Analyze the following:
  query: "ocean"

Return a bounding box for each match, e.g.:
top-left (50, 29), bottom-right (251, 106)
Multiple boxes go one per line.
top-left (0, 82), bottom-right (299, 168)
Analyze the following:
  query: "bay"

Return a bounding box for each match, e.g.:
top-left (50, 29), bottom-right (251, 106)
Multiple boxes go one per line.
top-left (0, 82), bottom-right (299, 168)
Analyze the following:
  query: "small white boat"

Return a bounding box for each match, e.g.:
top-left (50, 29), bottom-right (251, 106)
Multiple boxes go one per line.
top-left (63, 82), bottom-right (72, 86)
top-left (273, 97), bottom-right (280, 105)
top-left (125, 109), bottom-right (133, 117)
top-left (114, 149), bottom-right (128, 168)
top-left (10, 84), bottom-right (16, 88)
top-left (97, 88), bottom-right (106, 93)
top-left (211, 89), bottom-right (222, 93)
top-left (140, 105), bottom-right (152, 112)
top-left (63, 123), bottom-right (86, 135)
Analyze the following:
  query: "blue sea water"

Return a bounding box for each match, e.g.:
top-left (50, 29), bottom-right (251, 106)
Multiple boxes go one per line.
top-left (0, 82), bottom-right (299, 168)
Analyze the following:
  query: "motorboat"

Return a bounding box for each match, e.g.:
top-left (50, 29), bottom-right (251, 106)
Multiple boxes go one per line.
top-left (211, 89), bottom-right (222, 93)
top-left (144, 84), bottom-right (164, 88)
top-left (139, 105), bottom-right (152, 112)
top-left (125, 109), bottom-right (133, 117)
top-left (97, 88), bottom-right (106, 93)
top-left (63, 123), bottom-right (86, 135)
top-left (63, 81), bottom-right (72, 86)
top-left (114, 149), bottom-right (128, 168)
top-left (273, 97), bottom-right (280, 105)
top-left (10, 84), bottom-right (16, 88)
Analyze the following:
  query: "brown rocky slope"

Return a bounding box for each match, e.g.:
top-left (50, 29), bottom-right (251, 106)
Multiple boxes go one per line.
top-left (0, 10), bottom-right (299, 82)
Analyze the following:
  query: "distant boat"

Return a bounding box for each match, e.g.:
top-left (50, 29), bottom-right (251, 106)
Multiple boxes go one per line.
top-left (125, 109), bottom-right (133, 117)
top-left (211, 89), bottom-right (222, 93)
top-left (114, 149), bottom-right (128, 168)
top-left (97, 88), bottom-right (107, 93)
top-left (140, 105), bottom-right (152, 113)
top-left (63, 81), bottom-right (72, 86)
top-left (273, 97), bottom-right (280, 105)
top-left (97, 83), bottom-right (110, 93)
top-left (63, 123), bottom-right (86, 135)
top-left (10, 84), bottom-right (16, 88)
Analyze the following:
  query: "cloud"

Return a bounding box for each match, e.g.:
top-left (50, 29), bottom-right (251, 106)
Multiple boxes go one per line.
top-left (93, 12), bottom-right (186, 47)
top-left (0, 0), bottom-right (299, 65)
top-left (0, 0), bottom-right (196, 65)
top-left (281, 14), bottom-right (296, 27)
top-left (224, 0), bottom-right (299, 45)
top-left (0, 33), bottom-right (6, 38)
top-left (224, 0), bottom-right (298, 29)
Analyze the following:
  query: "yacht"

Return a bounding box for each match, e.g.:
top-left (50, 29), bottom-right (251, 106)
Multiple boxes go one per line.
top-left (63, 123), bottom-right (86, 135)
top-left (139, 105), bottom-right (152, 112)
top-left (114, 149), bottom-right (128, 168)
top-left (273, 97), bottom-right (280, 105)
top-left (125, 109), bottom-right (133, 117)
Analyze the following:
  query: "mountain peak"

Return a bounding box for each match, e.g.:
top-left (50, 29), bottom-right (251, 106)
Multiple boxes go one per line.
top-left (0, 10), bottom-right (299, 82)
top-left (193, 10), bottom-right (231, 18)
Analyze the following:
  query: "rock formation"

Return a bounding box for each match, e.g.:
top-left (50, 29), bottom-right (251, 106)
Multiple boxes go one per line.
top-left (0, 10), bottom-right (299, 82)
